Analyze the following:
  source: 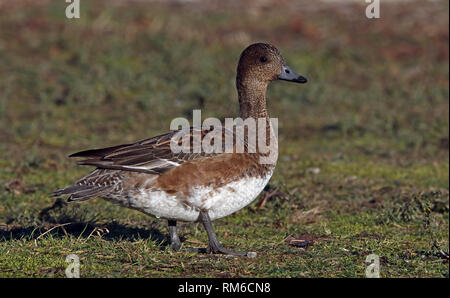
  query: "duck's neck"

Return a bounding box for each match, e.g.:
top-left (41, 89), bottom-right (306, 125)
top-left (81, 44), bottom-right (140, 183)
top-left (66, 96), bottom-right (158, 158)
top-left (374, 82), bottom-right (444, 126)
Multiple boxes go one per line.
top-left (236, 78), bottom-right (269, 119)
top-left (236, 77), bottom-right (277, 162)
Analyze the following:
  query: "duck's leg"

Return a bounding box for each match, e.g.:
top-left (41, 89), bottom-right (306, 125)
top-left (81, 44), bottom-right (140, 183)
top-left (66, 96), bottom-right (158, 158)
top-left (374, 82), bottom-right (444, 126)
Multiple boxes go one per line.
top-left (199, 211), bottom-right (256, 257)
top-left (168, 220), bottom-right (181, 251)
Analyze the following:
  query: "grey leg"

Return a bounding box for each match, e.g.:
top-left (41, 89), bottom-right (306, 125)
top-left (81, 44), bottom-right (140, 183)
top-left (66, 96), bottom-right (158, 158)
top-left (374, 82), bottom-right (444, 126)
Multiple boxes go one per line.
top-left (199, 211), bottom-right (253, 257)
top-left (168, 220), bottom-right (181, 251)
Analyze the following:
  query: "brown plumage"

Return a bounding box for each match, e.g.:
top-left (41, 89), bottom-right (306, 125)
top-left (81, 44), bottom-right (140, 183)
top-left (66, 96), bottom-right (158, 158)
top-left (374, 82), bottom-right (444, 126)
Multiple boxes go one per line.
top-left (53, 43), bottom-right (307, 255)
top-left (53, 42), bottom-right (307, 203)
top-left (52, 126), bottom-right (261, 200)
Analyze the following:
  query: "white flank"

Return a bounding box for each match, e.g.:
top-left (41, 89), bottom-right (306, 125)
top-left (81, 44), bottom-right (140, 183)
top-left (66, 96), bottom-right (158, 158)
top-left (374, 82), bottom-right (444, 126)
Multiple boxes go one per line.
top-left (121, 171), bottom-right (273, 222)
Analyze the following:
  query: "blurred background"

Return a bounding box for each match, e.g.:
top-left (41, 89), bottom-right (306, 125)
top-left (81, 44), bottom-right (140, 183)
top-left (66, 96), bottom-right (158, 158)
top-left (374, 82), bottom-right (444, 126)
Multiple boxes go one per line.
top-left (0, 0), bottom-right (448, 277)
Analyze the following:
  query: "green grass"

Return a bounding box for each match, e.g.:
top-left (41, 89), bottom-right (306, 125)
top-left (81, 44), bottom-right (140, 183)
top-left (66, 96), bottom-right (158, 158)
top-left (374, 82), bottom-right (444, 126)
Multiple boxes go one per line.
top-left (0, 0), bottom-right (448, 277)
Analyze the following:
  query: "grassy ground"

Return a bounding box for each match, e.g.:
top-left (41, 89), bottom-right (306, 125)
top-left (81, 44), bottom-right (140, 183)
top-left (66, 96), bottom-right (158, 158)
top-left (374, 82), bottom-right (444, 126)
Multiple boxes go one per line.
top-left (0, 0), bottom-right (448, 277)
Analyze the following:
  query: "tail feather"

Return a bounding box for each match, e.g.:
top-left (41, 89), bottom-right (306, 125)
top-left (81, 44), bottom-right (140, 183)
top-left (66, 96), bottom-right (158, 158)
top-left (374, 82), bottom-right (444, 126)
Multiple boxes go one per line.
top-left (52, 169), bottom-right (122, 202)
top-left (52, 184), bottom-right (111, 202)
top-left (51, 184), bottom-right (91, 197)
top-left (67, 187), bottom-right (110, 202)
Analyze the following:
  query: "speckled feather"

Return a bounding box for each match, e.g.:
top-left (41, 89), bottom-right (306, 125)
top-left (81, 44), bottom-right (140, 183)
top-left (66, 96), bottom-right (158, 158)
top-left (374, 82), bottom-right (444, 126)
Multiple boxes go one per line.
top-left (53, 43), bottom-right (288, 222)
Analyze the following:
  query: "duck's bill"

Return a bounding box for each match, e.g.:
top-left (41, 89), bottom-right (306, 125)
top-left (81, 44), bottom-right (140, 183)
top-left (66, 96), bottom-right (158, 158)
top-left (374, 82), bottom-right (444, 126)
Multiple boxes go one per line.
top-left (278, 65), bottom-right (307, 83)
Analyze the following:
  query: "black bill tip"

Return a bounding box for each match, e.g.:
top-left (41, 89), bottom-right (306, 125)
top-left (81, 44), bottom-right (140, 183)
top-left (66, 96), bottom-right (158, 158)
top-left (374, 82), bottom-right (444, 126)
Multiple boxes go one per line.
top-left (278, 65), bottom-right (308, 84)
top-left (294, 75), bottom-right (307, 84)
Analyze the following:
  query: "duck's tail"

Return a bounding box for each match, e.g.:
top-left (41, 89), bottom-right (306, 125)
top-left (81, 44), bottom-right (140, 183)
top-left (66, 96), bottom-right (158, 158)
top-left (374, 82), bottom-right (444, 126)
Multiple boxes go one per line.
top-left (52, 169), bottom-right (122, 202)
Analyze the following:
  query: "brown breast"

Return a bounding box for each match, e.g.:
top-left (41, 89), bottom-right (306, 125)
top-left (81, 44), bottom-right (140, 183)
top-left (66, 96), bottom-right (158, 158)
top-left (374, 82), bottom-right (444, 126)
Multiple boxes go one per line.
top-left (151, 152), bottom-right (274, 197)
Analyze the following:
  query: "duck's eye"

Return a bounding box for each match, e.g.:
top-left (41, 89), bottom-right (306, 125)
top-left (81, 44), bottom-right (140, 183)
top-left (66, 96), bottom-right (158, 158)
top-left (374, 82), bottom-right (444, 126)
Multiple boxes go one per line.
top-left (260, 56), bottom-right (268, 63)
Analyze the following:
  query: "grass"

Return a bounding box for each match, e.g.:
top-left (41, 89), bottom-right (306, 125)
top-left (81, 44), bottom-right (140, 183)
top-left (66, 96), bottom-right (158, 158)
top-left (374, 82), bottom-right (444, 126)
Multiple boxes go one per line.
top-left (0, 0), bottom-right (448, 277)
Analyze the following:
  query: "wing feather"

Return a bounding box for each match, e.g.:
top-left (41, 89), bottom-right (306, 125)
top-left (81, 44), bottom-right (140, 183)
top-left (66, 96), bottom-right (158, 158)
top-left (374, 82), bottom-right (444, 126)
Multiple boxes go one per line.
top-left (69, 128), bottom-right (226, 174)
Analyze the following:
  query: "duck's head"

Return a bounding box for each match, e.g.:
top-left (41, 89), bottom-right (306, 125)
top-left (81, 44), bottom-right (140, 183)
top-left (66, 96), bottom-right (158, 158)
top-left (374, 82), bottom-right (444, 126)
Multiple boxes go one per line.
top-left (236, 43), bottom-right (307, 86)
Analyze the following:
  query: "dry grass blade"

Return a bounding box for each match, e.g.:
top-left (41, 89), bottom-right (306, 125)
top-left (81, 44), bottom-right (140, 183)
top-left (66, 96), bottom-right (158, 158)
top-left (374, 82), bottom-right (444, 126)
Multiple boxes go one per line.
top-left (35, 223), bottom-right (73, 241)
top-left (433, 241), bottom-right (450, 262)
top-left (256, 187), bottom-right (287, 210)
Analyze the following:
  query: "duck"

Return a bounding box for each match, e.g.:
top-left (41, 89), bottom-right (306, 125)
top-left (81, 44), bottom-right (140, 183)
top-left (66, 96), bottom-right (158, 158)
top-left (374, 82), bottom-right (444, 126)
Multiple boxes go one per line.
top-left (53, 43), bottom-right (307, 256)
